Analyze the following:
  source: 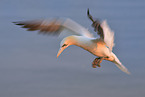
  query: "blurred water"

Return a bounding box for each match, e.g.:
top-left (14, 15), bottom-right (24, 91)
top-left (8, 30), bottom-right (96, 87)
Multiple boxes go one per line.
top-left (0, 0), bottom-right (145, 97)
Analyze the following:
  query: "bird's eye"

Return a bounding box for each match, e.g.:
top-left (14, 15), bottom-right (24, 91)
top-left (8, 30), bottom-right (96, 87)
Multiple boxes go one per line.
top-left (62, 44), bottom-right (67, 47)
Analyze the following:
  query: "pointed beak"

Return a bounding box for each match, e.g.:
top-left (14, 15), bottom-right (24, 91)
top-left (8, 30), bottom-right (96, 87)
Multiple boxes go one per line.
top-left (57, 47), bottom-right (65, 58)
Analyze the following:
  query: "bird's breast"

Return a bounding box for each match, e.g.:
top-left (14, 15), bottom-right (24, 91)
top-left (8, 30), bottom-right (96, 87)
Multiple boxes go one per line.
top-left (80, 41), bottom-right (111, 57)
top-left (73, 37), bottom-right (111, 57)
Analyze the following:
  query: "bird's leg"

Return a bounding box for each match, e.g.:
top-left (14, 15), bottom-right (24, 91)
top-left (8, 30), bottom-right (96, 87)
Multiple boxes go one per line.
top-left (92, 57), bottom-right (104, 68)
top-left (96, 57), bottom-right (103, 67)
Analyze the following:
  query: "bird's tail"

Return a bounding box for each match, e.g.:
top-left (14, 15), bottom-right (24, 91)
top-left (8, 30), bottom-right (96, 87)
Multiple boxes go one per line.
top-left (111, 53), bottom-right (131, 74)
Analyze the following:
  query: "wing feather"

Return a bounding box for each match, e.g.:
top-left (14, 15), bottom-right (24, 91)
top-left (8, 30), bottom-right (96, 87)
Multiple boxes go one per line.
top-left (13, 18), bottom-right (94, 38)
top-left (87, 9), bottom-right (114, 51)
top-left (87, 9), bottom-right (104, 39)
top-left (101, 20), bottom-right (115, 51)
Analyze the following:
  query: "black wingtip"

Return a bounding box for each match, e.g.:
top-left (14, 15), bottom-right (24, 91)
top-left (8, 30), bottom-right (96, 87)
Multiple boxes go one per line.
top-left (87, 8), bottom-right (90, 18)
top-left (87, 8), bottom-right (94, 22)
top-left (12, 22), bottom-right (24, 25)
top-left (87, 8), bottom-right (90, 15)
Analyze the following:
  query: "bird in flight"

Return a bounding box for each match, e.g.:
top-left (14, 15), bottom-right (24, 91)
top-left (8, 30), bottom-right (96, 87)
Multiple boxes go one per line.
top-left (13, 9), bottom-right (130, 74)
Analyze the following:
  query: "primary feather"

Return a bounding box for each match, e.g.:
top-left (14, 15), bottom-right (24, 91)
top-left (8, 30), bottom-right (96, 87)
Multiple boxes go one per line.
top-left (87, 9), bottom-right (114, 51)
top-left (13, 18), bottom-right (94, 38)
top-left (101, 20), bottom-right (114, 51)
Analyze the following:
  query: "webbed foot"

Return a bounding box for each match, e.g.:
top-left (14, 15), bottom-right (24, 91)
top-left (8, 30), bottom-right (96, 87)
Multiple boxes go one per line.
top-left (92, 57), bottom-right (103, 68)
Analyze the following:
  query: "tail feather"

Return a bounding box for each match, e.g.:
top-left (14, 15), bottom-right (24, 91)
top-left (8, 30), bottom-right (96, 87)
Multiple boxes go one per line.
top-left (112, 53), bottom-right (130, 74)
top-left (114, 62), bottom-right (130, 75)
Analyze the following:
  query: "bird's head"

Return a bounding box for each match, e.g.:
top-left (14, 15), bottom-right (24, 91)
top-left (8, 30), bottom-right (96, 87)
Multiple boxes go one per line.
top-left (57, 35), bottom-right (76, 58)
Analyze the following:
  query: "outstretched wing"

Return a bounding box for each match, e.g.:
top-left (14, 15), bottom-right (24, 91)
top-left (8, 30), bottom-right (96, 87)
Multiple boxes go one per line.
top-left (101, 20), bottom-right (115, 51)
top-left (87, 9), bottom-right (104, 39)
top-left (13, 18), bottom-right (94, 38)
top-left (87, 9), bottom-right (114, 51)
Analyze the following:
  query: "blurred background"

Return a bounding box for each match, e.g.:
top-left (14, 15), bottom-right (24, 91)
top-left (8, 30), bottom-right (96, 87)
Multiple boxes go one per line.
top-left (0, 0), bottom-right (145, 97)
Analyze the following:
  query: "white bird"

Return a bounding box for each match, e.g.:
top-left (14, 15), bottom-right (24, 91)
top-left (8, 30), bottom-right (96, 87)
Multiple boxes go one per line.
top-left (13, 9), bottom-right (130, 74)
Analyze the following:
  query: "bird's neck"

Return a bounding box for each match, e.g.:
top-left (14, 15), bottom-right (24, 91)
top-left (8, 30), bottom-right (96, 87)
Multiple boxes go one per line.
top-left (70, 36), bottom-right (94, 50)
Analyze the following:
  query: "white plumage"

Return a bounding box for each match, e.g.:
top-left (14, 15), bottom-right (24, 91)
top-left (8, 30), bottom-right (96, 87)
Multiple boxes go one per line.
top-left (101, 20), bottom-right (114, 51)
top-left (13, 9), bottom-right (130, 74)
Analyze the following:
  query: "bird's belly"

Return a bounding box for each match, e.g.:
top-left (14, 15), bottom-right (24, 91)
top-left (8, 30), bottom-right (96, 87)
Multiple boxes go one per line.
top-left (76, 38), bottom-right (111, 57)
top-left (92, 49), bottom-right (109, 57)
top-left (87, 44), bottom-right (111, 57)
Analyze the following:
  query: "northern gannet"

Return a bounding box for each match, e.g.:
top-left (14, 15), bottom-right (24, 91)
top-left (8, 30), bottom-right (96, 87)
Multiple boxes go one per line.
top-left (13, 9), bottom-right (130, 74)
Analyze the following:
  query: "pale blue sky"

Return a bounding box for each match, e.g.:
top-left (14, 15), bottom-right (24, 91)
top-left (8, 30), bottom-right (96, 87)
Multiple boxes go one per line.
top-left (0, 0), bottom-right (145, 97)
